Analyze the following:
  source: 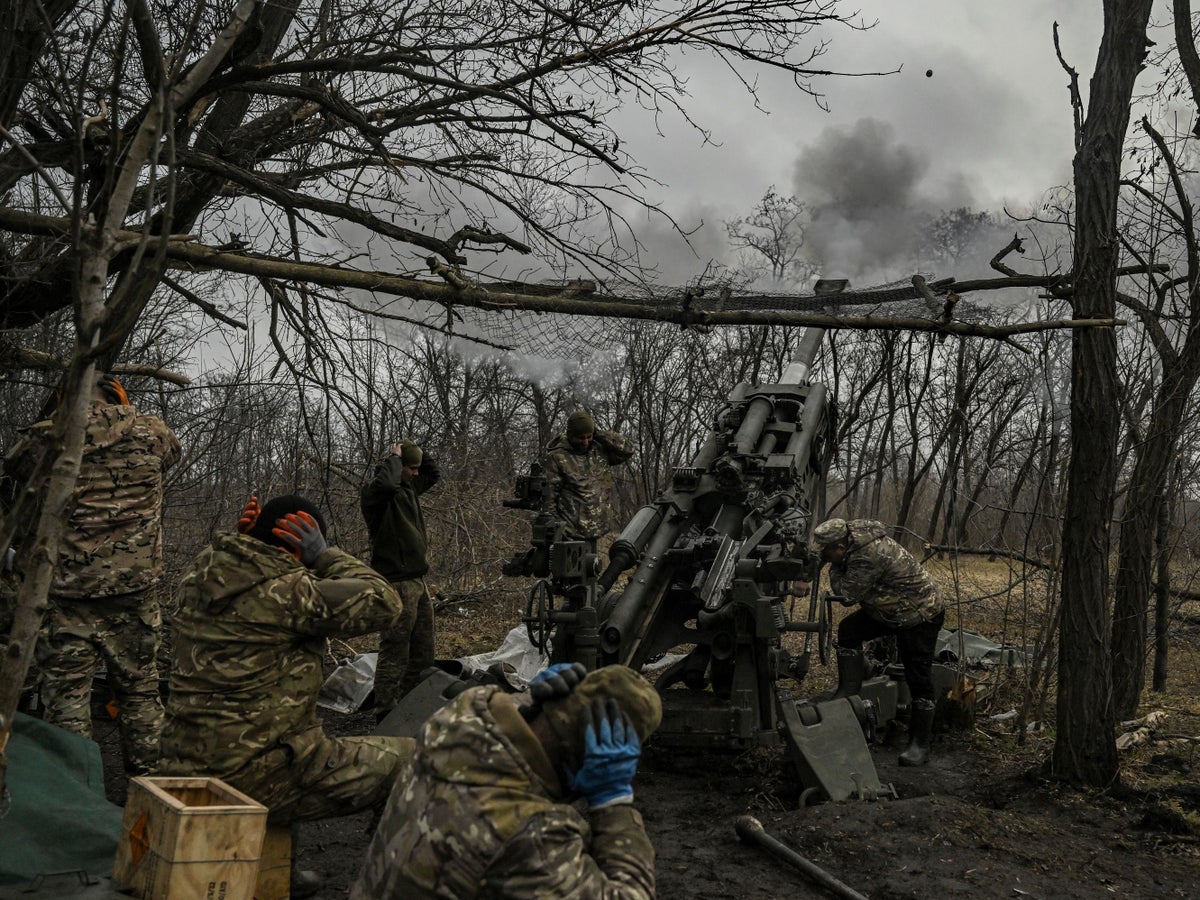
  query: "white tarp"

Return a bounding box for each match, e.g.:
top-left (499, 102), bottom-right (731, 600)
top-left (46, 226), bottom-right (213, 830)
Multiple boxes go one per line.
top-left (934, 628), bottom-right (1027, 668)
top-left (318, 626), bottom-right (553, 713)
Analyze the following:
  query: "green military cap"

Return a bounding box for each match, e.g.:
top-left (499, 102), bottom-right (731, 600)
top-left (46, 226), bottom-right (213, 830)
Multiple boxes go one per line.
top-left (542, 665), bottom-right (662, 763)
top-left (812, 518), bottom-right (851, 549)
top-left (399, 441), bottom-right (423, 466)
top-left (566, 410), bottom-right (595, 438)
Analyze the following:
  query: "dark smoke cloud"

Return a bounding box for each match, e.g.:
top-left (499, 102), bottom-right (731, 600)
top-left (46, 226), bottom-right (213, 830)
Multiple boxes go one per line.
top-left (793, 117), bottom-right (978, 284)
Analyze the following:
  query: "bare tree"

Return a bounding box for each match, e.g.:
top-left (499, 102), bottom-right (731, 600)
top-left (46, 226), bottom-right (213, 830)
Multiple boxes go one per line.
top-left (0, 0), bottom-right (261, 799)
top-left (1107, 1), bottom-right (1200, 718)
top-left (1052, 0), bottom-right (1154, 787)
top-left (725, 187), bottom-right (815, 285)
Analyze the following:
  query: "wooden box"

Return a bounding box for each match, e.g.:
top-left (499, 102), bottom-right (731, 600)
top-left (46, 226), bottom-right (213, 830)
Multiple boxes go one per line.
top-left (254, 823), bottom-right (293, 900)
top-left (112, 776), bottom-right (268, 900)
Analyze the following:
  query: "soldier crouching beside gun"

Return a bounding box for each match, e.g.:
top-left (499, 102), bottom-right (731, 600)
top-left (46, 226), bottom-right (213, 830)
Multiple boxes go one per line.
top-left (158, 494), bottom-right (415, 898)
top-left (810, 517), bottom-right (946, 767)
top-left (352, 663), bottom-right (662, 900)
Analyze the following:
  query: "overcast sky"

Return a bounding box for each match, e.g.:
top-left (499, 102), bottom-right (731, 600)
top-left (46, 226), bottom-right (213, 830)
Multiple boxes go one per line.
top-left (617, 1), bottom-right (1107, 286)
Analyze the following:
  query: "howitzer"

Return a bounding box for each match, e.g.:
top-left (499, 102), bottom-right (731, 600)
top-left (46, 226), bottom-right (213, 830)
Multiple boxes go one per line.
top-left (506, 280), bottom-right (899, 802)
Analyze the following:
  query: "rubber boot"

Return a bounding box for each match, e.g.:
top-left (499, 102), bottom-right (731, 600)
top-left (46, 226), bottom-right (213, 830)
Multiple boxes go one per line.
top-left (898, 697), bottom-right (936, 766)
top-left (829, 648), bottom-right (865, 700)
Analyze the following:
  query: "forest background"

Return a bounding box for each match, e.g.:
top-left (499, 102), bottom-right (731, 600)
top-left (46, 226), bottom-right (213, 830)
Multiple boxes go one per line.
top-left (0, 0), bottom-right (1194, 802)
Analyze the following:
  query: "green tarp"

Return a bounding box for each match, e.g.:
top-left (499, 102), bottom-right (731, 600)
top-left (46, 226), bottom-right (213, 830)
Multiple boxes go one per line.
top-left (0, 713), bottom-right (122, 887)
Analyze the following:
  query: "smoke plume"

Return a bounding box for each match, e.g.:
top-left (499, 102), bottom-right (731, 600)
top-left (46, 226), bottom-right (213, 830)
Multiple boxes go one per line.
top-left (793, 117), bottom-right (977, 284)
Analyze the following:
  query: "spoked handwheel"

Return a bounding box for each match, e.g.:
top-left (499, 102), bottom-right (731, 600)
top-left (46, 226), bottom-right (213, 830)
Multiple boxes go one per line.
top-left (523, 579), bottom-right (555, 655)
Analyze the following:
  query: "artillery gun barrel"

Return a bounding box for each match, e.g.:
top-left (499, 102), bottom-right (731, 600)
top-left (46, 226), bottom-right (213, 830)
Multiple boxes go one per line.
top-left (779, 278), bottom-right (845, 386)
top-left (783, 382), bottom-right (829, 462)
top-left (780, 326), bottom-right (826, 387)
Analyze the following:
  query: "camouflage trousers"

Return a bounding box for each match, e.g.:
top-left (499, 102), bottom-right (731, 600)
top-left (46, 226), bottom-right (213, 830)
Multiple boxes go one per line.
top-left (224, 730), bottom-right (416, 825)
top-left (375, 577), bottom-right (435, 711)
top-left (36, 589), bottom-right (164, 773)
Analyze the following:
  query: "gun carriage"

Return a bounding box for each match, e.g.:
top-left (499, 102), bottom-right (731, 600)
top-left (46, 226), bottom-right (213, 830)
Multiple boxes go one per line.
top-left (504, 281), bottom-right (912, 803)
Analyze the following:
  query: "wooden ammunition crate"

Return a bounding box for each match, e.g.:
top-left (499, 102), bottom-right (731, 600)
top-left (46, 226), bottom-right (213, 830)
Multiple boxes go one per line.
top-left (112, 776), bottom-right (268, 900)
top-left (254, 823), bottom-right (293, 900)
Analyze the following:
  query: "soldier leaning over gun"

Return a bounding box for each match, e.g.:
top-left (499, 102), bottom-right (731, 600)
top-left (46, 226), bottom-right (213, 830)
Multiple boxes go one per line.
top-left (361, 440), bottom-right (441, 716)
top-left (3, 374), bottom-right (180, 775)
top-left (543, 410), bottom-right (634, 549)
top-left (810, 517), bottom-right (946, 767)
top-left (352, 663), bottom-right (661, 900)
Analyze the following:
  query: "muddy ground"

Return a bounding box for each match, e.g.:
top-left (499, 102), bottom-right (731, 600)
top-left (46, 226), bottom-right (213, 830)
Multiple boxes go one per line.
top-left (90, 686), bottom-right (1200, 899)
top-left (85, 557), bottom-right (1200, 898)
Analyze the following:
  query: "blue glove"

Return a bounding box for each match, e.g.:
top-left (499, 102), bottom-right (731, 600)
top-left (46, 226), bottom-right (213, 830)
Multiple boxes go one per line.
top-left (567, 698), bottom-right (641, 809)
top-left (272, 511), bottom-right (328, 567)
top-left (522, 662), bottom-right (587, 721)
top-left (530, 662), bottom-right (587, 703)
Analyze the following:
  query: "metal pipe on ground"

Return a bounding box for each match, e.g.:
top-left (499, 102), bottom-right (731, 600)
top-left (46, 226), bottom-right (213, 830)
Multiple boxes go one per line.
top-left (733, 815), bottom-right (870, 900)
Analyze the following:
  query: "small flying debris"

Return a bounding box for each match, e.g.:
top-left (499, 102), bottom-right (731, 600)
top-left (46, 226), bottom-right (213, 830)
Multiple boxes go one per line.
top-left (926, 69), bottom-right (933, 77)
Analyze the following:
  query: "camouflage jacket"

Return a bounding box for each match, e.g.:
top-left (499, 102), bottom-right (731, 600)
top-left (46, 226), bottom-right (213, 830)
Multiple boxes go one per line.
top-left (544, 429), bottom-right (634, 540)
top-left (160, 534), bottom-right (403, 778)
top-left (3, 401), bottom-right (180, 599)
top-left (352, 686), bottom-right (655, 900)
top-left (827, 519), bottom-right (943, 628)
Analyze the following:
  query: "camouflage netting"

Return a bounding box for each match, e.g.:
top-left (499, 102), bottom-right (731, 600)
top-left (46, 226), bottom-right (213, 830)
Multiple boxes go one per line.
top-left (420, 274), bottom-right (999, 359)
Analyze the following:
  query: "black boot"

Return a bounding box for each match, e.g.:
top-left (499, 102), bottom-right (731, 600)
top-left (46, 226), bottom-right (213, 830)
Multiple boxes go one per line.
top-left (829, 648), bottom-right (864, 700)
top-left (899, 698), bottom-right (936, 766)
top-left (291, 868), bottom-right (324, 899)
top-left (290, 823), bottom-right (324, 899)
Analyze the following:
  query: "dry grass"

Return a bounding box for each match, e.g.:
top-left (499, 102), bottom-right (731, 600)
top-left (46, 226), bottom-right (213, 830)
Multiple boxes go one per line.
top-left (336, 554), bottom-right (1200, 803)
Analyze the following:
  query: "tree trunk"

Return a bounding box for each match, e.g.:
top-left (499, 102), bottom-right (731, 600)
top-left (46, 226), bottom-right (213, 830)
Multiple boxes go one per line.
top-left (1151, 483), bottom-right (1172, 692)
top-left (1111, 382), bottom-right (1188, 717)
top-left (1053, 0), bottom-right (1154, 787)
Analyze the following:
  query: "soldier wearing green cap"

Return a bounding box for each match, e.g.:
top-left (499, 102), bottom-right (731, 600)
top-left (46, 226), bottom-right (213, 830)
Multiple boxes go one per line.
top-left (544, 410), bottom-right (634, 547)
top-left (351, 664), bottom-right (661, 900)
top-left (362, 440), bottom-right (442, 715)
top-left (811, 517), bottom-right (945, 766)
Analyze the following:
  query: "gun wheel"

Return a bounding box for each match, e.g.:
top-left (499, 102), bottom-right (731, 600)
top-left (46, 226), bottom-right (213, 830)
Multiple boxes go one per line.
top-left (524, 579), bottom-right (555, 655)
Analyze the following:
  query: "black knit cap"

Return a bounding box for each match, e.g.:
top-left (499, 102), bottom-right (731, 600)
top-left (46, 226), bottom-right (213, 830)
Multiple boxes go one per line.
top-left (247, 494), bottom-right (327, 550)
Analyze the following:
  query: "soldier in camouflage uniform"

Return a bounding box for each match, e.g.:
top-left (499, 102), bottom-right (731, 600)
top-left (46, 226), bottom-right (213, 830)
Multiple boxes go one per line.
top-left (812, 517), bottom-right (945, 766)
top-left (361, 440), bottom-right (440, 715)
top-left (3, 374), bottom-right (180, 774)
top-left (543, 410), bottom-right (634, 547)
top-left (159, 494), bottom-right (415, 825)
top-left (352, 664), bottom-right (662, 900)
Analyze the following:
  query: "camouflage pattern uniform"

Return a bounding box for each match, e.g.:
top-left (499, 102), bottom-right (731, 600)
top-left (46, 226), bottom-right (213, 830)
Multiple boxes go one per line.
top-left (827, 519), bottom-right (945, 703)
top-left (159, 533), bottom-right (414, 823)
top-left (361, 451), bottom-right (441, 709)
top-left (351, 685), bottom-right (656, 899)
top-left (3, 400), bottom-right (180, 773)
top-left (543, 429), bottom-right (635, 542)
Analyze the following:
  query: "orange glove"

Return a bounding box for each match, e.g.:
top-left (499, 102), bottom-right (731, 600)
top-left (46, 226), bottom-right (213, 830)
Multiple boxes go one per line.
top-left (98, 374), bottom-right (129, 406)
top-left (236, 496), bottom-right (261, 534)
top-left (271, 511), bottom-right (328, 566)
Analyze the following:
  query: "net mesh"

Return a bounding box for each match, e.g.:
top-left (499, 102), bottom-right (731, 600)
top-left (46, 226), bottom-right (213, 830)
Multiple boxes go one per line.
top-left (364, 274), bottom-right (1010, 359)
